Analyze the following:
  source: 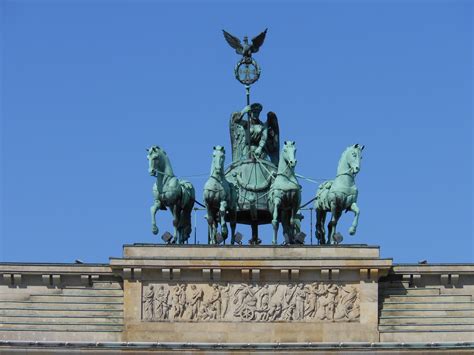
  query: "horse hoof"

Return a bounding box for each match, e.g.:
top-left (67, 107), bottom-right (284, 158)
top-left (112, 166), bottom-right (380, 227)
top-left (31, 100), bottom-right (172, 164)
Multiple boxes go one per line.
top-left (152, 226), bottom-right (159, 235)
top-left (349, 227), bottom-right (356, 235)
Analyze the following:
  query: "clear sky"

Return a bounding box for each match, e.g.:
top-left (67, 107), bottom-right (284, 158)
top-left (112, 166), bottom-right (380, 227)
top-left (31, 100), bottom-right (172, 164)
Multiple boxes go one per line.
top-left (1, 0), bottom-right (472, 264)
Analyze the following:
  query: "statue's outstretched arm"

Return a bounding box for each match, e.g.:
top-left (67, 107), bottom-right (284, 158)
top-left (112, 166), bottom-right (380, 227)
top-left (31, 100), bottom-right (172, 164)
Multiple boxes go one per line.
top-left (239, 105), bottom-right (252, 122)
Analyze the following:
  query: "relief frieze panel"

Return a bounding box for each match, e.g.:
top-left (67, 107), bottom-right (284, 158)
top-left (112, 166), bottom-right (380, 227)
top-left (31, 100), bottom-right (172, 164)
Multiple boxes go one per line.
top-left (142, 282), bottom-right (360, 322)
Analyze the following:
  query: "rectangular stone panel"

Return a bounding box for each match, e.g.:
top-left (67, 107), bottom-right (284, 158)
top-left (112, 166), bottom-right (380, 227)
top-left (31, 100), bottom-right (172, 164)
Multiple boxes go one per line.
top-left (141, 281), bottom-right (360, 323)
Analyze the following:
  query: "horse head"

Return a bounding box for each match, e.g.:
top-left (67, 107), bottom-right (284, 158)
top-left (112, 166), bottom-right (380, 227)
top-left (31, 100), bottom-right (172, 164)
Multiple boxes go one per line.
top-left (282, 141), bottom-right (297, 169)
top-left (342, 144), bottom-right (364, 176)
top-left (146, 145), bottom-right (164, 176)
top-left (211, 145), bottom-right (225, 176)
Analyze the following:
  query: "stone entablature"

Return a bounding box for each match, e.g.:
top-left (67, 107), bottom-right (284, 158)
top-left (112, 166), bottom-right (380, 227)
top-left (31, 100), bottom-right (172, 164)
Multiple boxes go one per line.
top-left (108, 244), bottom-right (390, 343)
top-left (1, 244), bottom-right (473, 346)
top-left (391, 264), bottom-right (474, 288)
top-left (0, 263), bottom-right (115, 287)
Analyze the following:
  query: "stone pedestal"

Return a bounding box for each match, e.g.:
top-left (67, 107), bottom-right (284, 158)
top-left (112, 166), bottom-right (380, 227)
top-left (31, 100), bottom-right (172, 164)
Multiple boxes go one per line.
top-left (110, 244), bottom-right (392, 343)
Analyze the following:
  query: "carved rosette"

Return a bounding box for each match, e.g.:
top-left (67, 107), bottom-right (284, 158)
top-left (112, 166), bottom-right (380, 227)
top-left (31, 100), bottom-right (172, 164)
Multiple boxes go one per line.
top-left (142, 282), bottom-right (360, 323)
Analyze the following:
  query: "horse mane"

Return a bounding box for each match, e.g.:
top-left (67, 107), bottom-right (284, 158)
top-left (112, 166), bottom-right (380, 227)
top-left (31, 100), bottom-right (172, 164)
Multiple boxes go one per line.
top-left (336, 146), bottom-right (352, 175)
top-left (155, 147), bottom-right (174, 176)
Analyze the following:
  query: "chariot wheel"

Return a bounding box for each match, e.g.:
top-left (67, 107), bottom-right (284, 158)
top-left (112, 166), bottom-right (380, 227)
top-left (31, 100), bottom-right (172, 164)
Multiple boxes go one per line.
top-left (240, 306), bottom-right (255, 321)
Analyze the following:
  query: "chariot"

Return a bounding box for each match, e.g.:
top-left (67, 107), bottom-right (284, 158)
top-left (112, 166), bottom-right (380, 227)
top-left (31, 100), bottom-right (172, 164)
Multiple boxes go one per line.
top-left (147, 29), bottom-right (363, 246)
top-left (222, 106), bottom-right (281, 244)
top-left (224, 158), bottom-right (276, 243)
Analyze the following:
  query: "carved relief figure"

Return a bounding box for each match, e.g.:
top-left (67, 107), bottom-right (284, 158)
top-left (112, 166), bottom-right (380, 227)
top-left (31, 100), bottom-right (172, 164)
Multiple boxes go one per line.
top-left (294, 283), bottom-right (307, 320)
top-left (220, 283), bottom-right (231, 318)
top-left (334, 285), bottom-right (359, 321)
top-left (171, 284), bottom-right (187, 319)
top-left (259, 285), bottom-right (270, 308)
top-left (178, 284), bottom-right (187, 318)
top-left (189, 285), bottom-right (204, 320)
top-left (142, 282), bottom-right (360, 323)
top-left (233, 284), bottom-right (259, 321)
top-left (143, 285), bottom-right (155, 320)
top-left (304, 283), bottom-right (318, 319)
top-left (267, 300), bottom-right (283, 321)
top-left (207, 284), bottom-right (222, 320)
top-left (316, 284), bottom-right (338, 321)
top-left (154, 285), bottom-right (170, 320)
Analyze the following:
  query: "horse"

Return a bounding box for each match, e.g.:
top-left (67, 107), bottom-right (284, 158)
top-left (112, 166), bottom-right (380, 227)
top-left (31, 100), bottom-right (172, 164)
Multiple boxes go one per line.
top-left (203, 146), bottom-right (237, 244)
top-left (268, 141), bottom-right (302, 245)
top-left (314, 144), bottom-right (364, 244)
top-left (146, 145), bottom-right (195, 244)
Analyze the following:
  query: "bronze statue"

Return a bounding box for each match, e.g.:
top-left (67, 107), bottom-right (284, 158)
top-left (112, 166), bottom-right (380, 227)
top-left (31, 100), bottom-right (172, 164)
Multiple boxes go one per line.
top-left (144, 29), bottom-right (366, 246)
top-left (314, 144), bottom-right (364, 244)
top-left (223, 29), bottom-right (268, 63)
top-left (268, 141), bottom-right (302, 245)
top-left (229, 103), bottom-right (279, 164)
top-left (147, 146), bottom-right (195, 244)
top-left (203, 146), bottom-right (237, 244)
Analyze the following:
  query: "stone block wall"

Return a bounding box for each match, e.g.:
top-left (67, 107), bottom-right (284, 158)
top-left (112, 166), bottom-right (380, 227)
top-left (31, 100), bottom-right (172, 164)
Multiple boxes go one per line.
top-left (0, 264), bottom-right (123, 342)
top-left (379, 264), bottom-right (474, 342)
top-left (0, 245), bottom-right (473, 347)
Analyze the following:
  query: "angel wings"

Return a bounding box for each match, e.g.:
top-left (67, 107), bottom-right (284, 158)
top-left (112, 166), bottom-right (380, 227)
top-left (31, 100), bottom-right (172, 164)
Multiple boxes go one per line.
top-left (229, 109), bottom-right (280, 165)
top-left (222, 29), bottom-right (268, 60)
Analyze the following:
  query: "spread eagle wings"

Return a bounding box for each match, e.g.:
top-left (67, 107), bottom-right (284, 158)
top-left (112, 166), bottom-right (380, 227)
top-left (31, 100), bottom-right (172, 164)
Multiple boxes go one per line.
top-left (222, 30), bottom-right (243, 55)
top-left (222, 29), bottom-right (268, 55)
top-left (250, 28), bottom-right (268, 54)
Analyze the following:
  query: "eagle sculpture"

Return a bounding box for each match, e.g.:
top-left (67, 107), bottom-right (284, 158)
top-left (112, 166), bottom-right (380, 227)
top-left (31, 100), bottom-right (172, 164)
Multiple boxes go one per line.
top-left (223, 29), bottom-right (268, 61)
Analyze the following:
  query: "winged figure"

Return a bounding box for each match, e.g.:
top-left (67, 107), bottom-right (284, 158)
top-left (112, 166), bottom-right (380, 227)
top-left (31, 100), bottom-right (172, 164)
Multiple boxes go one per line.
top-left (223, 29), bottom-right (268, 61)
top-left (229, 103), bottom-right (279, 165)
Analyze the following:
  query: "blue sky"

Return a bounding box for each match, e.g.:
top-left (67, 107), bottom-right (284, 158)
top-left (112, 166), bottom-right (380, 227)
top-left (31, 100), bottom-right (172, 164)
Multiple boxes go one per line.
top-left (1, 0), bottom-right (472, 263)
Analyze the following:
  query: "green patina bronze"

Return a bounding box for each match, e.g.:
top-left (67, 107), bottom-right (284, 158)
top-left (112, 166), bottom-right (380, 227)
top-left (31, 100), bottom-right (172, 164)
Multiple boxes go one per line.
top-left (268, 141), bottom-right (302, 245)
top-left (203, 146), bottom-right (237, 245)
top-left (146, 29), bottom-right (365, 246)
top-left (225, 103), bottom-right (283, 245)
top-left (147, 146), bottom-right (195, 244)
top-left (314, 144), bottom-right (364, 245)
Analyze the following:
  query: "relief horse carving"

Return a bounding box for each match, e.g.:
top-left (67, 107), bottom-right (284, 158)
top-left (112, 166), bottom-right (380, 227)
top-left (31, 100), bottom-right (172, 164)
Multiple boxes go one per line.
top-left (268, 141), bottom-right (302, 245)
top-left (147, 146), bottom-right (195, 244)
top-left (314, 144), bottom-right (364, 244)
top-left (203, 146), bottom-right (237, 244)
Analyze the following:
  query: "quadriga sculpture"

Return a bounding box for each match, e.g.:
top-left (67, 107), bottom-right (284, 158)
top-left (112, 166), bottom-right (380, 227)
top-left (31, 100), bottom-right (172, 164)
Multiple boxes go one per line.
top-left (147, 146), bottom-right (195, 244)
top-left (314, 144), bottom-right (364, 244)
top-left (203, 146), bottom-right (237, 244)
top-left (268, 141), bottom-right (302, 245)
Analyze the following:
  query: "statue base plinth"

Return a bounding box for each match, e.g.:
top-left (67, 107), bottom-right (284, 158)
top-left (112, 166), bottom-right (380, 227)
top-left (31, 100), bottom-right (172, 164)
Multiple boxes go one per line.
top-left (111, 244), bottom-right (392, 343)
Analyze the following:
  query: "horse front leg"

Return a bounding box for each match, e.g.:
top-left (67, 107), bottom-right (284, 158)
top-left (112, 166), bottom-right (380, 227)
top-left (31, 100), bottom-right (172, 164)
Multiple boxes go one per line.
top-left (219, 201), bottom-right (228, 243)
top-left (251, 223), bottom-right (261, 245)
top-left (229, 208), bottom-right (237, 245)
top-left (150, 199), bottom-right (161, 235)
top-left (230, 220), bottom-right (237, 245)
top-left (289, 204), bottom-right (299, 244)
top-left (348, 202), bottom-right (360, 235)
top-left (327, 202), bottom-right (342, 245)
top-left (205, 205), bottom-right (216, 245)
top-left (316, 209), bottom-right (327, 244)
top-left (271, 196), bottom-right (281, 245)
top-left (281, 210), bottom-right (291, 245)
top-left (171, 204), bottom-right (179, 244)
